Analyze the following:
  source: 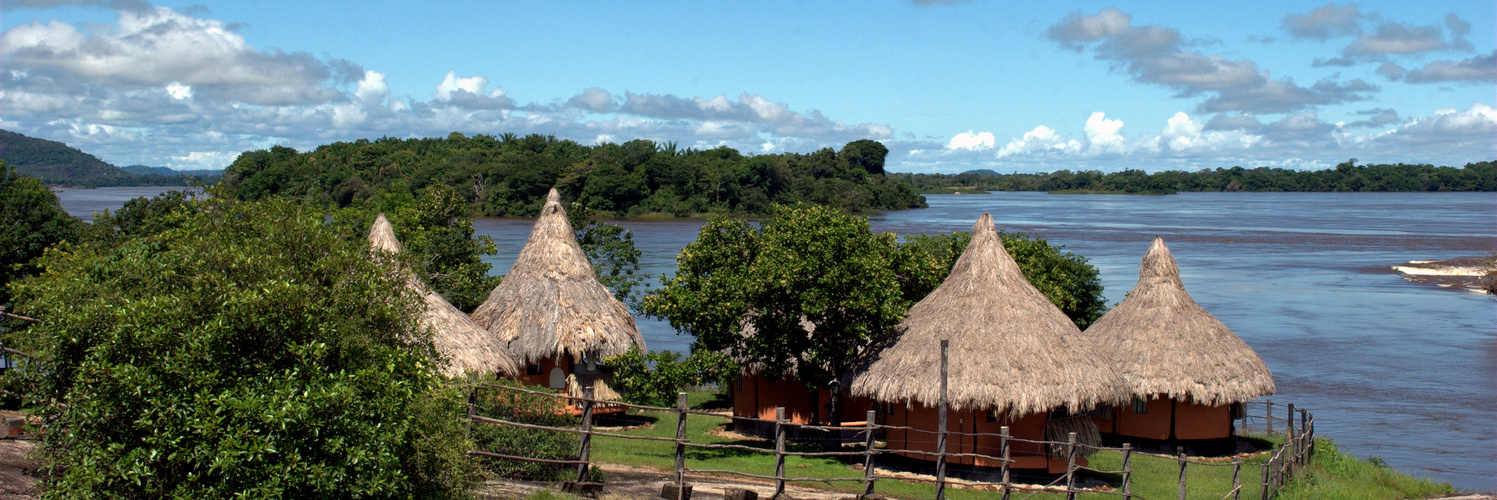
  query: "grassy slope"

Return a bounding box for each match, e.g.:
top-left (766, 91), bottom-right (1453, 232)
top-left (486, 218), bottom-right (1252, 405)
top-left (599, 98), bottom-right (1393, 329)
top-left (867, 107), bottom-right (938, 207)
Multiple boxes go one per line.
top-left (586, 393), bottom-right (1454, 500)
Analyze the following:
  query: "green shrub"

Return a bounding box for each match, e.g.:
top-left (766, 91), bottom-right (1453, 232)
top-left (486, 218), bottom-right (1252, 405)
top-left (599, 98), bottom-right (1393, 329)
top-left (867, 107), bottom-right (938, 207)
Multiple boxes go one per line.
top-left (4, 197), bottom-right (475, 499)
top-left (470, 378), bottom-right (592, 482)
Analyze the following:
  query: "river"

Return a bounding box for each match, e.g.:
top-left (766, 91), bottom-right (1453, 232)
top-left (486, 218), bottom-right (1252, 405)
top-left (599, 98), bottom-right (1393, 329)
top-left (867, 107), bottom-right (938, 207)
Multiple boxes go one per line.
top-left (55, 187), bottom-right (1497, 491)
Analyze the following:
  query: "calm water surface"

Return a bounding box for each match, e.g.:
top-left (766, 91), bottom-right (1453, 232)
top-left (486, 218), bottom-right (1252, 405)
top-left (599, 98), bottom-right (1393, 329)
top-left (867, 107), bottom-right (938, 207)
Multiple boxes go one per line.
top-left (59, 189), bottom-right (1497, 491)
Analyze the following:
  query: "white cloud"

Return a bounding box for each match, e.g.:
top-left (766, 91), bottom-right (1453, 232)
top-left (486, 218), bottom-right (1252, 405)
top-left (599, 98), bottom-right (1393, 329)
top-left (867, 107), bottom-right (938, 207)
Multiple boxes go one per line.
top-left (165, 82), bottom-right (192, 100)
top-left (1160, 112), bottom-right (1203, 150)
top-left (946, 130), bottom-right (995, 150)
top-left (355, 71), bottom-right (390, 104)
top-left (1084, 112), bottom-right (1126, 152)
top-left (997, 125), bottom-right (1081, 157)
top-left (434, 70), bottom-right (491, 100)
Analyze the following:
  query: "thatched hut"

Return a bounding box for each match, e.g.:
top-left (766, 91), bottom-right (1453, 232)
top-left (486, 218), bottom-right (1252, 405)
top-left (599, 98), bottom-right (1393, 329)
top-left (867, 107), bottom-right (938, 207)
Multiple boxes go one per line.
top-left (1083, 237), bottom-right (1274, 449)
top-left (849, 213), bottom-right (1129, 473)
top-left (729, 317), bottom-right (876, 435)
top-left (471, 189), bottom-right (645, 411)
top-left (367, 214), bottom-right (518, 378)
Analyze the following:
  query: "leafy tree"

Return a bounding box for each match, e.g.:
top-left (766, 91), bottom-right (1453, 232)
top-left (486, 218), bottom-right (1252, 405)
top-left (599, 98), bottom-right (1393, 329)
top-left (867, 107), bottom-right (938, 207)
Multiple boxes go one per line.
top-left (605, 346), bottom-right (735, 407)
top-left (361, 184), bottom-right (501, 312)
top-left (0, 161), bottom-right (81, 305)
top-left (566, 200), bottom-right (647, 309)
top-left (4, 197), bottom-right (476, 498)
top-left (644, 204), bottom-right (910, 426)
top-left (839, 139), bottom-right (889, 175)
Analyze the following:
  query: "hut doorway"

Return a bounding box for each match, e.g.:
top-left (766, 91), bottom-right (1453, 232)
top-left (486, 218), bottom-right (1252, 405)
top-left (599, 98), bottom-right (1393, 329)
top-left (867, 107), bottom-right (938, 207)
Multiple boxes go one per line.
top-left (548, 367), bottom-right (566, 389)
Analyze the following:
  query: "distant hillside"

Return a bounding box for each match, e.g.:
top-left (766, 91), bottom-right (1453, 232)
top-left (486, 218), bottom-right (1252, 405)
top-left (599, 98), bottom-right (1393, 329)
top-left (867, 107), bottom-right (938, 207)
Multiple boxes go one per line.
top-left (123, 164), bottom-right (224, 177)
top-left (0, 130), bottom-right (216, 187)
top-left (961, 169), bottom-right (1000, 176)
top-left (0, 129), bottom-right (129, 185)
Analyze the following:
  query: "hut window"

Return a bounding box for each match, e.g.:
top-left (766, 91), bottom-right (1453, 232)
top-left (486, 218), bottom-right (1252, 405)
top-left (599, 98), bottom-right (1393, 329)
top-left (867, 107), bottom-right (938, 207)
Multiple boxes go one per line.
top-left (526, 364), bottom-right (542, 376)
top-left (1132, 396), bottom-right (1147, 414)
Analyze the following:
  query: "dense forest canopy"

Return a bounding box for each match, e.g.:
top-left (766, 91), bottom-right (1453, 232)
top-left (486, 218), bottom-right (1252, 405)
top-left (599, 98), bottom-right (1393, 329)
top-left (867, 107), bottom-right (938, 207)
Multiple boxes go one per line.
top-left (219, 134), bottom-right (926, 216)
top-left (894, 159), bottom-right (1497, 194)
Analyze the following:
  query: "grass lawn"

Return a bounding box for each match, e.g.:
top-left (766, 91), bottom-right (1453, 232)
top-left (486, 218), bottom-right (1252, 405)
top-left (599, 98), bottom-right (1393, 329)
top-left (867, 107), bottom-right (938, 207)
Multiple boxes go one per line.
top-left (584, 391), bottom-right (1454, 500)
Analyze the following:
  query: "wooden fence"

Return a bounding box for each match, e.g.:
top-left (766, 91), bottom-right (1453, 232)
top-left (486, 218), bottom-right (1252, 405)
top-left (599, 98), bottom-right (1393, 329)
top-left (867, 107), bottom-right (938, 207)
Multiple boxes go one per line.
top-left (466, 383), bottom-right (1316, 500)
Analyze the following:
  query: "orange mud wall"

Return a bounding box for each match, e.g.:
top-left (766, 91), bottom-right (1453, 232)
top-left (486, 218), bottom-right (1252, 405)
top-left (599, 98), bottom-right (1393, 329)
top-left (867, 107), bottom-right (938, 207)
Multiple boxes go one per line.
top-left (732, 373), bottom-right (873, 425)
top-left (885, 403), bottom-right (1075, 474)
top-left (513, 356), bottom-right (573, 389)
top-left (1091, 395), bottom-right (1233, 441)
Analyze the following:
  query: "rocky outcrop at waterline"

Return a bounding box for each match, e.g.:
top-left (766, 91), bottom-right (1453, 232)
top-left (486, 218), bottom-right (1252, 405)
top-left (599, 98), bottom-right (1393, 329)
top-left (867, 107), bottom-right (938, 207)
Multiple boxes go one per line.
top-left (1391, 256), bottom-right (1496, 294)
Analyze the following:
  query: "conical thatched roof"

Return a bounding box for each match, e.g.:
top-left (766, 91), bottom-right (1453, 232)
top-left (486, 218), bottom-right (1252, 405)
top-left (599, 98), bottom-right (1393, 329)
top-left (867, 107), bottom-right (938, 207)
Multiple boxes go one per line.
top-left (849, 213), bottom-right (1129, 415)
top-left (470, 189), bottom-right (645, 363)
top-left (1082, 237), bottom-right (1274, 406)
top-left (368, 214), bottom-right (519, 378)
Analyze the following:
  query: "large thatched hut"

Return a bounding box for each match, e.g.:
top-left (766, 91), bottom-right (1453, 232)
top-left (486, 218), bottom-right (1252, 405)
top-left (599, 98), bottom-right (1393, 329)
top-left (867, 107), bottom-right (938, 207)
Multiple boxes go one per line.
top-left (1083, 237), bottom-right (1274, 449)
top-left (471, 189), bottom-right (645, 412)
top-left (367, 214), bottom-right (518, 378)
top-left (849, 214), bottom-right (1129, 473)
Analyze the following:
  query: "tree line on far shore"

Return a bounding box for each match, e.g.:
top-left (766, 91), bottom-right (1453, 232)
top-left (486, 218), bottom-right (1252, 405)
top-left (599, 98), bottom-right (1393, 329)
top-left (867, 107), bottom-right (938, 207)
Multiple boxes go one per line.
top-left (220, 133), bottom-right (925, 217)
top-left (893, 159), bottom-right (1497, 194)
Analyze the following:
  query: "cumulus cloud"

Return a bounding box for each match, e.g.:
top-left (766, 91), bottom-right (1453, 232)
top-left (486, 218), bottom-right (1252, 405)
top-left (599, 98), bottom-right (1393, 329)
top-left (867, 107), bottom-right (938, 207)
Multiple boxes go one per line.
top-left (946, 130), bottom-right (995, 150)
top-left (1389, 51), bottom-right (1496, 84)
top-left (355, 71), bottom-right (390, 105)
top-left (1342, 108), bottom-right (1399, 128)
top-left (1046, 7), bottom-right (1371, 115)
top-left (1282, 4), bottom-right (1368, 40)
top-left (1084, 112), bottom-right (1126, 152)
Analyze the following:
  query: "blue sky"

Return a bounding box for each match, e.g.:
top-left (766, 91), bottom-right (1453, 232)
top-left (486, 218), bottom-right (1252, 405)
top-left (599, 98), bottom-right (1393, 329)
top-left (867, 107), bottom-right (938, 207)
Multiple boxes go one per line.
top-left (2, 1), bottom-right (1492, 173)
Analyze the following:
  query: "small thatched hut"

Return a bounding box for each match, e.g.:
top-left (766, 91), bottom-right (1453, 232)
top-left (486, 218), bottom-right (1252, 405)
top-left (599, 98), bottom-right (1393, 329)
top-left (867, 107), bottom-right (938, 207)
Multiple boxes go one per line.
top-left (1083, 237), bottom-right (1274, 449)
top-left (849, 213), bottom-right (1130, 473)
top-left (471, 189), bottom-right (645, 411)
top-left (367, 214), bottom-right (518, 378)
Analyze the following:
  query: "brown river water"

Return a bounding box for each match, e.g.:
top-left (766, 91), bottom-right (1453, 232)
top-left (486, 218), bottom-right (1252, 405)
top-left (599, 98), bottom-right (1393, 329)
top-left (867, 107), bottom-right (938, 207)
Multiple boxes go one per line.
top-left (57, 188), bottom-right (1497, 492)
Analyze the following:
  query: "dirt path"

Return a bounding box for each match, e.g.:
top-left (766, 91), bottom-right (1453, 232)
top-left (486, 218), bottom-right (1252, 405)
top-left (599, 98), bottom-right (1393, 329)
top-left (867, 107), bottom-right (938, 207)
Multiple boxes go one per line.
top-left (478, 463), bottom-right (864, 500)
top-left (0, 438), bottom-right (39, 500)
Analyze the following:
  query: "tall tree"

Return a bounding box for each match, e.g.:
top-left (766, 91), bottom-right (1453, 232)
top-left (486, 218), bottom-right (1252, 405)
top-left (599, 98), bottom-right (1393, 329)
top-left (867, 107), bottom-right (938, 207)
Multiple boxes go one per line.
top-left (0, 161), bottom-right (81, 305)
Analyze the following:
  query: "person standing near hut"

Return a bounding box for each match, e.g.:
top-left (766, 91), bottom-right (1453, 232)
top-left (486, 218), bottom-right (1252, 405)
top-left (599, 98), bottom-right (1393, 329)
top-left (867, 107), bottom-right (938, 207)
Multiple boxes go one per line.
top-left (1083, 237), bottom-right (1274, 454)
top-left (849, 213), bottom-right (1129, 474)
top-left (471, 189), bottom-right (646, 413)
top-left (368, 213), bottom-right (519, 378)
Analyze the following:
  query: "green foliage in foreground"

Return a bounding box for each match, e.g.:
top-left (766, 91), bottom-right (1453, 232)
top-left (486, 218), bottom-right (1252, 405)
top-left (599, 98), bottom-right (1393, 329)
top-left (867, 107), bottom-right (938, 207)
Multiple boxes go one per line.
top-left (0, 161), bottom-right (82, 305)
top-left (606, 347), bottom-right (737, 407)
top-left (4, 197), bottom-right (476, 499)
top-left (471, 379), bottom-right (590, 482)
top-left (590, 400), bottom-right (1454, 500)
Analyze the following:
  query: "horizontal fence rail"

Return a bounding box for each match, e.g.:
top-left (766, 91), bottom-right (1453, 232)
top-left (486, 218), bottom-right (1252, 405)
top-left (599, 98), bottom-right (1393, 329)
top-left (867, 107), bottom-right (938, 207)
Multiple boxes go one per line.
top-left (465, 382), bottom-right (1316, 500)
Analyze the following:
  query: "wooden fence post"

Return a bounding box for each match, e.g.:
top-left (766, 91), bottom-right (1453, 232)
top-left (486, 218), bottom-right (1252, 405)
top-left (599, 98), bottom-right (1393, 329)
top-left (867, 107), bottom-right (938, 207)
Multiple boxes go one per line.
top-left (1065, 432), bottom-right (1078, 500)
top-left (1231, 458), bottom-right (1242, 500)
top-left (863, 409), bottom-right (877, 497)
top-left (1177, 446), bottom-right (1187, 500)
top-left (1120, 444), bottom-right (1132, 499)
top-left (936, 339), bottom-right (949, 500)
top-left (674, 392), bottom-right (688, 499)
top-left (1300, 409), bottom-right (1311, 464)
top-left (1000, 426), bottom-right (1012, 500)
top-left (1265, 399), bottom-right (1273, 434)
top-left (576, 386), bottom-right (595, 483)
top-left (774, 406), bottom-right (787, 498)
top-left (1286, 403), bottom-right (1296, 473)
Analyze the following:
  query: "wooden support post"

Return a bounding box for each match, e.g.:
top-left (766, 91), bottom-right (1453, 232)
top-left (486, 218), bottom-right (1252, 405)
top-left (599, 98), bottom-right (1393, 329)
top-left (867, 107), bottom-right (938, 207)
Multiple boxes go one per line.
top-left (1231, 458), bottom-right (1242, 500)
top-left (1265, 399), bottom-right (1273, 435)
top-left (1120, 444), bottom-right (1132, 499)
top-left (774, 407), bottom-right (787, 498)
top-left (576, 386), bottom-right (595, 483)
top-left (1177, 446), bottom-right (1187, 500)
top-left (1065, 432), bottom-right (1078, 500)
top-left (674, 392), bottom-right (689, 498)
top-left (936, 339), bottom-right (949, 500)
top-left (1300, 409), bottom-right (1310, 463)
top-left (465, 372), bottom-right (477, 434)
top-left (1000, 426), bottom-right (1012, 500)
top-left (863, 409), bottom-right (877, 496)
top-left (1285, 403), bottom-right (1296, 472)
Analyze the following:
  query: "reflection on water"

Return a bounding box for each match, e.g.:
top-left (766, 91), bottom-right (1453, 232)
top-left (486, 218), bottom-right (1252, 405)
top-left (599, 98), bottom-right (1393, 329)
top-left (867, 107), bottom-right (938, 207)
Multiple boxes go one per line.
top-left (58, 189), bottom-right (1497, 491)
top-left (52, 186), bottom-right (198, 222)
